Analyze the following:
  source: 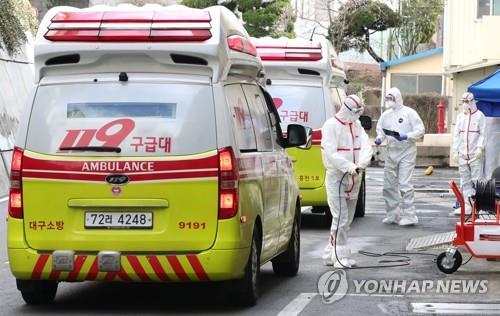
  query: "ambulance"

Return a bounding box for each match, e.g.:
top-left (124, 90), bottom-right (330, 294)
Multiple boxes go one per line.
top-left (7, 5), bottom-right (310, 306)
top-left (254, 37), bottom-right (371, 223)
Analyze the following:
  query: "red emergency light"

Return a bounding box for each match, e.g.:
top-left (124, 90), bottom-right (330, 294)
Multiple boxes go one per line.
top-left (255, 41), bottom-right (322, 61)
top-left (44, 10), bottom-right (212, 42)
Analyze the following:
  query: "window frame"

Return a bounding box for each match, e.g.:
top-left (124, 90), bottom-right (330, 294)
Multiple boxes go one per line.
top-left (391, 73), bottom-right (443, 94)
top-left (241, 84), bottom-right (274, 152)
top-left (223, 83), bottom-right (258, 153)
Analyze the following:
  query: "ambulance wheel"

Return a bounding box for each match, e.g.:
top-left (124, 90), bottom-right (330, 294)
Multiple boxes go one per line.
top-left (272, 205), bottom-right (300, 276)
top-left (437, 251), bottom-right (462, 274)
top-left (235, 228), bottom-right (261, 306)
top-left (17, 279), bottom-right (58, 305)
top-left (355, 174), bottom-right (366, 218)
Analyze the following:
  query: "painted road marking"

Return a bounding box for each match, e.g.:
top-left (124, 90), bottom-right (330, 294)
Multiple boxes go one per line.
top-left (0, 196), bottom-right (7, 203)
top-left (277, 293), bottom-right (479, 316)
top-left (277, 293), bottom-right (317, 316)
top-left (412, 303), bottom-right (500, 314)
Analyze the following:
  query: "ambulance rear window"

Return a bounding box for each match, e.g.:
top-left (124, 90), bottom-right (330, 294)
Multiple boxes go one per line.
top-left (26, 81), bottom-right (216, 156)
top-left (266, 84), bottom-right (325, 130)
top-left (67, 103), bottom-right (176, 119)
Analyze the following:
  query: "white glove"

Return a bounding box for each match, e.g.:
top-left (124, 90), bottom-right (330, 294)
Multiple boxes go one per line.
top-left (347, 165), bottom-right (358, 175)
top-left (475, 147), bottom-right (483, 160)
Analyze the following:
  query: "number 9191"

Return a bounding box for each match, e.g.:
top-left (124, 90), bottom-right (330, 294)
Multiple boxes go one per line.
top-left (178, 222), bottom-right (206, 230)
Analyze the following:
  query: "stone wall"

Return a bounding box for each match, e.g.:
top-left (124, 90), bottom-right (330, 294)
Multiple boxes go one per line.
top-left (0, 42), bottom-right (34, 196)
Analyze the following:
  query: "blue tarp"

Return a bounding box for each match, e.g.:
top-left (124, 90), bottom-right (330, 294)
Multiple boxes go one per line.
top-left (468, 69), bottom-right (500, 117)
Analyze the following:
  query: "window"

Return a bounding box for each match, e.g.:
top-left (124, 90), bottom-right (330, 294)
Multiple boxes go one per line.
top-left (265, 84), bottom-right (325, 129)
top-left (477, 0), bottom-right (500, 18)
top-left (224, 84), bottom-right (257, 152)
top-left (27, 82), bottom-right (216, 156)
top-left (391, 74), bottom-right (442, 94)
top-left (242, 85), bottom-right (273, 152)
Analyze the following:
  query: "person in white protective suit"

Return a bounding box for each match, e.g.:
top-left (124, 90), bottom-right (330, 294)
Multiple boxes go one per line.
top-left (375, 87), bottom-right (425, 226)
top-left (321, 95), bottom-right (373, 267)
top-left (452, 92), bottom-right (486, 215)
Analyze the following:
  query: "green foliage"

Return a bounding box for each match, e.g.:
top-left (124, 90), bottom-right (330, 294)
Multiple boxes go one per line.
top-left (0, 0), bottom-right (38, 56)
top-left (182, 0), bottom-right (295, 38)
top-left (403, 93), bottom-right (446, 134)
top-left (393, 0), bottom-right (444, 56)
top-left (330, 0), bottom-right (400, 63)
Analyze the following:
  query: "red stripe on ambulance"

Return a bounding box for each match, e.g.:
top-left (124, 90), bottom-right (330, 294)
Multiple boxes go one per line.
top-left (187, 255), bottom-right (210, 281)
top-left (127, 256), bottom-right (151, 282)
top-left (167, 256), bottom-right (190, 281)
top-left (31, 254), bottom-right (50, 279)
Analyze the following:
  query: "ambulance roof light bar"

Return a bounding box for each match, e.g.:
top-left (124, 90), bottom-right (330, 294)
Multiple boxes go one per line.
top-left (44, 10), bottom-right (212, 42)
top-left (255, 40), bottom-right (322, 61)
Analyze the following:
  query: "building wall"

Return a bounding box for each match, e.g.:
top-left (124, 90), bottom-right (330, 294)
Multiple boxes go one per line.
top-left (0, 42), bottom-right (34, 196)
top-left (444, 0), bottom-right (500, 70)
top-left (386, 53), bottom-right (443, 88)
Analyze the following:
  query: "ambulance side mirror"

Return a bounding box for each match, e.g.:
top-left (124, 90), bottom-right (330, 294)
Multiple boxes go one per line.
top-left (359, 115), bottom-right (372, 130)
top-left (285, 124), bottom-right (310, 149)
top-left (298, 127), bottom-right (313, 150)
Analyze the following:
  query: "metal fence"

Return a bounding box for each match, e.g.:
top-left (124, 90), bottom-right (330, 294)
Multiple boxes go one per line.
top-left (0, 149), bottom-right (12, 197)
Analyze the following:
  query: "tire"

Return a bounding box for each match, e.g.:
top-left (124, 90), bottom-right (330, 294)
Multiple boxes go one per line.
top-left (324, 206), bottom-right (333, 226)
top-left (437, 251), bottom-right (462, 274)
top-left (354, 174), bottom-right (366, 218)
top-left (234, 228), bottom-right (261, 306)
top-left (17, 279), bottom-right (58, 305)
top-left (272, 206), bottom-right (300, 276)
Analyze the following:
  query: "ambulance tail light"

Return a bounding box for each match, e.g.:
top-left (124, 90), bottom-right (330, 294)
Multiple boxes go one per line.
top-left (227, 35), bottom-right (257, 56)
top-left (8, 147), bottom-right (24, 219)
top-left (218, 147), bottom-right (239, 219)
top-left (44, 11), bottom-right (212, 42)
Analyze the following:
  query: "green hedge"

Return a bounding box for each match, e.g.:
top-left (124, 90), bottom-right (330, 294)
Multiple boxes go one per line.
top-left (402, 93), bottom-right (448, 135)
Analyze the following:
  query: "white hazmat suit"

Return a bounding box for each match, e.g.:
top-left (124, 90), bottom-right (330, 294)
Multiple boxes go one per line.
top-left (376, 87), bottom-right (425, 226)
top-left (452, 92), bottom-right (486, 215)
top-left (321, 95), bottom-right (373, 267)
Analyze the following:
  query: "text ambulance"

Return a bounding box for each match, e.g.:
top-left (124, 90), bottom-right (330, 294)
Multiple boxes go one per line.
top-left (7, 4), bottom-right (310, 306)
top-left (255, 37), bottom-right (369, 222)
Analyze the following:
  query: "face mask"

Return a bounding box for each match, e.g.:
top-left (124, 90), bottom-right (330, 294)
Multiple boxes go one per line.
top-left (386, 101), bottom-right (396, 109)
top-left (462, 101), bottom-right (472, 112)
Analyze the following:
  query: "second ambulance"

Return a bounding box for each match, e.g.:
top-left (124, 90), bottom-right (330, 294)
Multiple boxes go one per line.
top-left (254, 37), bottom-right (370, 223)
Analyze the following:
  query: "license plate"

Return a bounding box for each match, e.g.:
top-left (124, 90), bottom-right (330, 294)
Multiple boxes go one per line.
top-left (85, 212), bottom-right (153, 229)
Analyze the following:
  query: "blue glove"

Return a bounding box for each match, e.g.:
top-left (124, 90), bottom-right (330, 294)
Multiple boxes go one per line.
top-left (396, 132), bottom-right (408, 141)
top-left (374, 137), bottom-right (383, 145)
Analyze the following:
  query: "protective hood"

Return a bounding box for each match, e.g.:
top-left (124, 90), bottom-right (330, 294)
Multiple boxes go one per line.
top-left (386, 87), bottom-right (404, 110)
top-left (337, 105), bottom-right (358, 123)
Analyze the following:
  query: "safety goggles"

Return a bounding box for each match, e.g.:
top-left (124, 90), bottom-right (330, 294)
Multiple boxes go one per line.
top-left (461, 99), bottom-right (472, 104)
top-left (385, 95), bottom-right (395, 102)
top-left (344, 102), bottom-right (364, 114)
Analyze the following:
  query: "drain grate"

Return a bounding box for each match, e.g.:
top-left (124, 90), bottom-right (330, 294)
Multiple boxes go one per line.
top-left (406, 231), bottom-right (456, 251)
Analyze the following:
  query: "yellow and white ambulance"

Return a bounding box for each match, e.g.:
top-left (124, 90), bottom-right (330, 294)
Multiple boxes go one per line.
top-left (7, 5), bottom-right (310, 306)
top-left (254, 37), bottom-right (369, 223)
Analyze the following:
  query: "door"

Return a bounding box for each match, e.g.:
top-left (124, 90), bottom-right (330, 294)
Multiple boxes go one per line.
top-left (241, 84), bottom-right (281, 260)
top-left (22, 76), bottom-right (219, 252)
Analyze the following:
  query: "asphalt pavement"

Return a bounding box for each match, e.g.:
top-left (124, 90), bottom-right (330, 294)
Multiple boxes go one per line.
top-left (1, 167), bottom-right (500, 315)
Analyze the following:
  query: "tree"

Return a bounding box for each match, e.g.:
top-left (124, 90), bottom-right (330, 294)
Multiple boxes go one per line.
top-left (392, 0), bottom-right (443, 57)
top-left (182, 0), bottom-right (295, 38)
top-left (0, 0), bottom-right (37, 56)
top-left (329, 0), bottom-right (400, 63)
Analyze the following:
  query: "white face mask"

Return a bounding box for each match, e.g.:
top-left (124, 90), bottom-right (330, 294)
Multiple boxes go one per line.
top-left (386, 100), bottom-right (396, 109)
